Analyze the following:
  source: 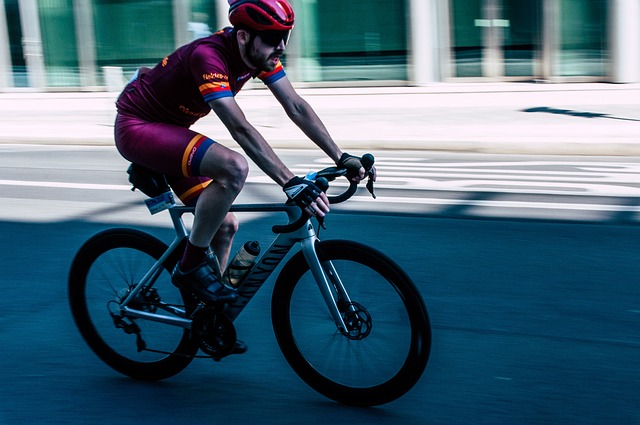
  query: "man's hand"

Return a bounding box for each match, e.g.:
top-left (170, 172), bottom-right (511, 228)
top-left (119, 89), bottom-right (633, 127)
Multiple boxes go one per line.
top-left (338, 152), bottom-right (377, 182)
top-left (283, 176), bottom-right (330, 217)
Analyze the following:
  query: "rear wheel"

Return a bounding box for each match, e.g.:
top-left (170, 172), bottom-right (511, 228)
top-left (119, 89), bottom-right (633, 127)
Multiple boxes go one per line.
top-left (271, 240), bottom-right (431, 406)
top-left (69, 229), bottom-right (197, 380)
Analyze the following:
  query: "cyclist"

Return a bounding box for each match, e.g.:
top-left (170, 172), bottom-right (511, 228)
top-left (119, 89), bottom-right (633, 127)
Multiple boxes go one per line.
top-left (114, 0), bottom-right (373, 308)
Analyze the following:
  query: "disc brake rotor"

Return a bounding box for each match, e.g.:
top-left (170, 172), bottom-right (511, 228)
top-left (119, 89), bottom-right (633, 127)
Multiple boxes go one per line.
top-left (342, 301), bottom-right (372, 340)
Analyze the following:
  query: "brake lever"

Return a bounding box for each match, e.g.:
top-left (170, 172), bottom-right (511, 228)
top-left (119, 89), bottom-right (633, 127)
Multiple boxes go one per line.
top-left (316, 214), bottom-right (326, 230)
top-left (315, 177), bottom-right (329, 230)
top-left (360, 154), bottom-right (376, 199)
top-left (366, 174), bottom-right (376, 199)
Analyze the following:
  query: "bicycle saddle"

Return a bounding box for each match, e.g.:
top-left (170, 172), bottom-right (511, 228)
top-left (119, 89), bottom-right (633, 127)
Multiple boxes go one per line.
top-left (127, 163), bottom-right (171, 198)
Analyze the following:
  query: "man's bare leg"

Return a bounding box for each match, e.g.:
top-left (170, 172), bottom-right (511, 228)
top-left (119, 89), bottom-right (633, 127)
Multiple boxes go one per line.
top-left (189, 145), bottom-right (248, 248)
top-left (172, 143), bottom-right (248, 303)
top-left (211, 212), bottom-right (239, 273)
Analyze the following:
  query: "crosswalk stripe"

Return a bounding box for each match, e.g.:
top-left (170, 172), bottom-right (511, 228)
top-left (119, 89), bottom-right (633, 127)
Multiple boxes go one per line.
top-left (347, 195), bottom-right (640, 212)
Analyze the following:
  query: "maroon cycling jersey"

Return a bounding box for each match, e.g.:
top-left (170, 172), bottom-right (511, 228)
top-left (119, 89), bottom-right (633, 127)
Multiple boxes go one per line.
top-left (116, 27), bottom-right (286, 127)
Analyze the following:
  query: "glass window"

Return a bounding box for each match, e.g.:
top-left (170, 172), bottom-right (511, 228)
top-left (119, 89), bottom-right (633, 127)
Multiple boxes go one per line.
top-left (92, 0), bottom-right (174, 76)
top-left (450, 0), bottom-right (483, 77)
top-left (556, 0), bottom-right (608, 77)
top-left (502, 0), bottom-right (541, 77)
top-left (449, 0), bottom-right (542, 79)
top-left (38, 0), bottom-right (79, 87)
top-left (311, 0), bottom-right (408, 82)
top-left (4, 0), bottom-right (28, 86)
top-left (188, 0), bottom-right (216, 40)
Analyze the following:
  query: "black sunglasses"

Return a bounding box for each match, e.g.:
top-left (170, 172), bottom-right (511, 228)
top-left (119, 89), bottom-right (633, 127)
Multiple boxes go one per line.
top-left (258, 30), bottom-right (291, 48)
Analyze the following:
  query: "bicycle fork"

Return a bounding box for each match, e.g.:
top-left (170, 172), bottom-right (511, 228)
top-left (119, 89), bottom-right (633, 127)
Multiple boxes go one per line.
top-left (299, 237), bottom-right (351, 334)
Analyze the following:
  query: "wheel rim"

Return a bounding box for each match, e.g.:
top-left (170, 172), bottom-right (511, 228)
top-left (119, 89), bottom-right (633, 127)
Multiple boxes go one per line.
top-left (287, 258), bottom-right (415, 388)
top-left (81, 244), bottom-right (190, 365)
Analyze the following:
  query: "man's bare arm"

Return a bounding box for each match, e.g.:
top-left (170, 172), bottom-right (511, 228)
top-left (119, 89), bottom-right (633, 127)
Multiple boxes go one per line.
top-left (209, 96), bottom-right (294, 186)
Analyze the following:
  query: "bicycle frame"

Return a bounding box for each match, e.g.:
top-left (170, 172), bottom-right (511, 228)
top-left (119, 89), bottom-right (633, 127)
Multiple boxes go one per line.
top-left (119, 203), bottom-right (350, 333)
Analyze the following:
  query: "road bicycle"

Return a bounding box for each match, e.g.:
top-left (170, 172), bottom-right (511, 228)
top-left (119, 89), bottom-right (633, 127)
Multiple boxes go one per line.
top-left (68, 154), bottom-right (431, 406)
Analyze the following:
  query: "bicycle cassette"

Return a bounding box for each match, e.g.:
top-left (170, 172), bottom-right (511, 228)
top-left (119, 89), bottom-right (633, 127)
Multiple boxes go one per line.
top-left (191, 308), bottom-right (237, 359)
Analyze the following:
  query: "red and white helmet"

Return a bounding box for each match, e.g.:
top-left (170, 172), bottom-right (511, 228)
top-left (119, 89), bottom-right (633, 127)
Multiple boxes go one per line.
top-left (228, 0), bottom-right (295, 31)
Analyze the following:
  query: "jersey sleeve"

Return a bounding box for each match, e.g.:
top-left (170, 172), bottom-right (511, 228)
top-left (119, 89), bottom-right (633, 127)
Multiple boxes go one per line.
top-left (258, 60), bottom-right (286, 85)
top-left (190, 43), bottom-right (234, 102)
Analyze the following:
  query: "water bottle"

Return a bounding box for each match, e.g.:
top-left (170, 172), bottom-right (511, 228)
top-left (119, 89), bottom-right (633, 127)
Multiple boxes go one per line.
top-left (223, 241), bottom-right (260, 288)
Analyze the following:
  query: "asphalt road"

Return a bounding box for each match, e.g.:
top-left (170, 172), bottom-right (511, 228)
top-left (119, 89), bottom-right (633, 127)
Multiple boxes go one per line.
top-left (0, 146), bottom-right (639, 424)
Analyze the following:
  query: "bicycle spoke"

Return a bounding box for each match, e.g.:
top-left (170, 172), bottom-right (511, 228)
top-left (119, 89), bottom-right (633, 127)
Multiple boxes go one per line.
top-left (69, 229), bottom-right (197, 380)
top-left (272, 240), bottom-right (430, 405)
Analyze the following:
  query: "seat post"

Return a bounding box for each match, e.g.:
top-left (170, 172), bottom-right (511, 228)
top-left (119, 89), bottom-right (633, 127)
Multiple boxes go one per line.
top-left (169, 206), bottom-right (195, 239)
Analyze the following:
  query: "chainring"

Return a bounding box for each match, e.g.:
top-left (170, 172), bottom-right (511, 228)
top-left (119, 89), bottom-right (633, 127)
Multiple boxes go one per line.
top-left (191, 308), bottom-right (237, 359)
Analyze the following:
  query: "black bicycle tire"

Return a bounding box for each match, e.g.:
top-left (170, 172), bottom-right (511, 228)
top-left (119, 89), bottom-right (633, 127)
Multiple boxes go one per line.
top-left (68, 228), bottom-right (198, 380)
top-left (271, 240), bottom-right (431, 406)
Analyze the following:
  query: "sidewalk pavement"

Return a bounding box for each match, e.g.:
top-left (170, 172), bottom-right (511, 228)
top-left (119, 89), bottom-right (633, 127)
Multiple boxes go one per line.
top-left (1, 82), bottom-right (639, 155)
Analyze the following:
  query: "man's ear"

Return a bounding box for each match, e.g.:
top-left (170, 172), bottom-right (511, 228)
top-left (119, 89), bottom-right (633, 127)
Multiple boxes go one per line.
top-left (236, 29), bottom-right (251, 46)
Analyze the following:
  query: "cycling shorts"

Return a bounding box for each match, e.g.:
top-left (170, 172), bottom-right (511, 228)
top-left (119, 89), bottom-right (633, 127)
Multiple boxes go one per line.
top-left (115, 113), bottom-right (215, 206)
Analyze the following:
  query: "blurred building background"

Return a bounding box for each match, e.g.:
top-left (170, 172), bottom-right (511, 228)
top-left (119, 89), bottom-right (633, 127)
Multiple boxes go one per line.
top-left (0, 0), bottom-right (639, 91)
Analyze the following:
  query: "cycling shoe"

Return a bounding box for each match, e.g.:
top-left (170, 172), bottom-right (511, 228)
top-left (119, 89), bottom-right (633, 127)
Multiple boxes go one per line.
top-left (172, 262), bottom-right (238, 304)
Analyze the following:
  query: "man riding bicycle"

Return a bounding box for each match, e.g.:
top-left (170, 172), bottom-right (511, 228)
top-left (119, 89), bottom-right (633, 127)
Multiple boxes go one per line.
top-left (114, 0), bottom-right (373, 311)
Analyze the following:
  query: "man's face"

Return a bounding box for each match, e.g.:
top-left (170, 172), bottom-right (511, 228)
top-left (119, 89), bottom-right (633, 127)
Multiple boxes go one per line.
top-left (246, 30), bottom-right (290, 72)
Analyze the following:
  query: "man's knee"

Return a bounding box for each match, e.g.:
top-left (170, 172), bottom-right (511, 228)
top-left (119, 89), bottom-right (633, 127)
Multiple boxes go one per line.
top-left (219, 153), bottom-right (249, 194)
top-left (226, 153), bottom-right (249, 187)
top-left (201, 147), bottom-right (249, 193)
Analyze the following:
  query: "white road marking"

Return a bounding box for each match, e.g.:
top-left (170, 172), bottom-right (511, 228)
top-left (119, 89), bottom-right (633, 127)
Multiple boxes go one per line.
top-left (0, 179), bottom-right (130, 191)
top-left (290, 158), bottom-right (640, 197)
top-left (2, 154), bottom-right (639, 218)
top-left (347, 195), bottom-right (640, 212)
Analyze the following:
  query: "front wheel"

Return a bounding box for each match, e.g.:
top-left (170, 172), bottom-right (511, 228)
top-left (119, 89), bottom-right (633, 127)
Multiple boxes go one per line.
top-left (68, 228), bottom-right (197, 380)
top-left (271, 240), bottom-right (431, 406)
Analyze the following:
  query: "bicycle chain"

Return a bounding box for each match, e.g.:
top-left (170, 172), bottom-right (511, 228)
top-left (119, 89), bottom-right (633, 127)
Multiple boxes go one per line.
top-left (118, 301), bottom-right (234, 360)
